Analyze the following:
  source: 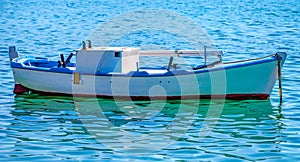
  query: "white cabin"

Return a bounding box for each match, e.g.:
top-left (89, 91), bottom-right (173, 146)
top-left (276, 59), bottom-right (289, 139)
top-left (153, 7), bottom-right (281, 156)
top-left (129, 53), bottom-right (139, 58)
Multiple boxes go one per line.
top-left (75, 47), bottom-right (140, 74)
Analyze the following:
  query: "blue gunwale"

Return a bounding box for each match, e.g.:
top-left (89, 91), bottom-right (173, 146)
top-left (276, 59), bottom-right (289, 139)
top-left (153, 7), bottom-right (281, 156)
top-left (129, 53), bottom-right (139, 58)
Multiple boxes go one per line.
top-left (11, 55), bottom-right (278, 77)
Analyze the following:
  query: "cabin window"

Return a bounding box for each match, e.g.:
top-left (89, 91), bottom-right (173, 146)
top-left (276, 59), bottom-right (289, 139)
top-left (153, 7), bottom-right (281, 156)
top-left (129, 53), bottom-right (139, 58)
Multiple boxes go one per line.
top-left (115, 52), bottom-right (121, 57)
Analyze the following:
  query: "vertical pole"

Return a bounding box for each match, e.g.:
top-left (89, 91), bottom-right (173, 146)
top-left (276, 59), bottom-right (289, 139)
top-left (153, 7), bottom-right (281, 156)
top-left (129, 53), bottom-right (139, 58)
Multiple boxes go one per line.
top-left (277, 58), bottom-right (282, 104)
top-left (87, 40), bottom-right (92, 48)
top-left (82, 41), bottom-right (86, 50)
top-left (204, 46), bottom-right (207, 66)
top-left (136, 62), bottom-right (139, 72)
top-left (167, 56), bottom-right (174, 71)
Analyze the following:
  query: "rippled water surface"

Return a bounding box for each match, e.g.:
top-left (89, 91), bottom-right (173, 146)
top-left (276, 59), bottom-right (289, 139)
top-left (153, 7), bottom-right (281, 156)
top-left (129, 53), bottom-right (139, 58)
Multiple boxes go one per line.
top-left (0, 0), bottom-right (300, 161)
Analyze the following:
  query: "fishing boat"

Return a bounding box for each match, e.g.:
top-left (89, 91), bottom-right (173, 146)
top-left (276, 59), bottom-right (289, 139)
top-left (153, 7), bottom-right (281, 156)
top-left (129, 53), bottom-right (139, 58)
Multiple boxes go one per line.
top-left (9, 41), bottom-right (287, 100)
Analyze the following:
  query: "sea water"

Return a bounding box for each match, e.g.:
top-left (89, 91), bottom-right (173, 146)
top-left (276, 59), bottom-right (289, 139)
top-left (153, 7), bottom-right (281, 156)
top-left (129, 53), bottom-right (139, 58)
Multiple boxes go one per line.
top-left (0, 0), bottom-right (299, 161)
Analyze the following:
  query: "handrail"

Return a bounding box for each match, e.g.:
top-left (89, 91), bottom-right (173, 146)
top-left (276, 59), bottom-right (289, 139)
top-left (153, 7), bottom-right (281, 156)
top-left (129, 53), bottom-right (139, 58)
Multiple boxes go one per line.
top-left (139, 50), bottom-right (223, 57)
top-left (222, 54), bottom-right (275, 65)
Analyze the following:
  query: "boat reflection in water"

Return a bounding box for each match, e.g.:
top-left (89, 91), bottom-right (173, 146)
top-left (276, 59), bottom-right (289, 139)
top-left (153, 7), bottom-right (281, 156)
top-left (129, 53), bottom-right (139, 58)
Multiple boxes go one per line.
top-left (11, 95), bottom-right (283, 158)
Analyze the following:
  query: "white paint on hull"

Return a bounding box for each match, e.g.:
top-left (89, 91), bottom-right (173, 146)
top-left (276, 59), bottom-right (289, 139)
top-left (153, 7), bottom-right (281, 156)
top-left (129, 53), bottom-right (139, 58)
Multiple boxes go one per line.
top-left (12, 59), bottom-right (278, 97)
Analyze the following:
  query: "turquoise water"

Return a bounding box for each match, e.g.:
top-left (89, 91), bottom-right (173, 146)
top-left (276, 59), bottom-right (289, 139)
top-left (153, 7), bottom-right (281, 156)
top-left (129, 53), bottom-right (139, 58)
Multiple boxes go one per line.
top-left (1, 0), bottom-right (300, 161)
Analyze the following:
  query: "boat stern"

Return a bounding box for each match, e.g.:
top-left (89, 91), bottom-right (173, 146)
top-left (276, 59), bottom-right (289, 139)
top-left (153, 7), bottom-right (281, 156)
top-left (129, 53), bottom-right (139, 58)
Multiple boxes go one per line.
top-left (9, 46), bottom-right (19, 61)
top-left (9, 46), bottom-right (30, 94)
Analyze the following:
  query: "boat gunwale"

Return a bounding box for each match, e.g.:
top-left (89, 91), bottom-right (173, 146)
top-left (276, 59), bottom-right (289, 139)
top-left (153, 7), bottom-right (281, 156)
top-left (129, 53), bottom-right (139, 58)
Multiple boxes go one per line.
top-left (11, 54), bottom-right (279, 77)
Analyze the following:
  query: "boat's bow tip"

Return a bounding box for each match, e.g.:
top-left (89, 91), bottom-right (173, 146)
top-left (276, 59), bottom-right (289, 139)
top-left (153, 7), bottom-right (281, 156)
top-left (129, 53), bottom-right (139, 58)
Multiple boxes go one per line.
top-left (275, 52), bottom-right (287, 63)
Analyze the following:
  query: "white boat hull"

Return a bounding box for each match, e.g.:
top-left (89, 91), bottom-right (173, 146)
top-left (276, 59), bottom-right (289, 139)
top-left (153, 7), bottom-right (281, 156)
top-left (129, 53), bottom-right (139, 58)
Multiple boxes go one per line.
top-left (11, 54), bottom-right (284, 100)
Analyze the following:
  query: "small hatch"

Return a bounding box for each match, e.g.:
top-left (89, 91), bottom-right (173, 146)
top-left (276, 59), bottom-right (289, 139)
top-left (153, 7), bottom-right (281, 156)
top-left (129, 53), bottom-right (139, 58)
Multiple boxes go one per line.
top-left (115, 52), bottom-right (121, 57)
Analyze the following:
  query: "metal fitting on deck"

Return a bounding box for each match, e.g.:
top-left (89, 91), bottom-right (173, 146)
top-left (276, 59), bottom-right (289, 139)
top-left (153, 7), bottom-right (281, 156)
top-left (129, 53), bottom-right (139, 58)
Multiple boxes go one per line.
top-left (87, 40), bottom-right (92, 48)
top-left (82, 41), bottom-right (86, 50)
